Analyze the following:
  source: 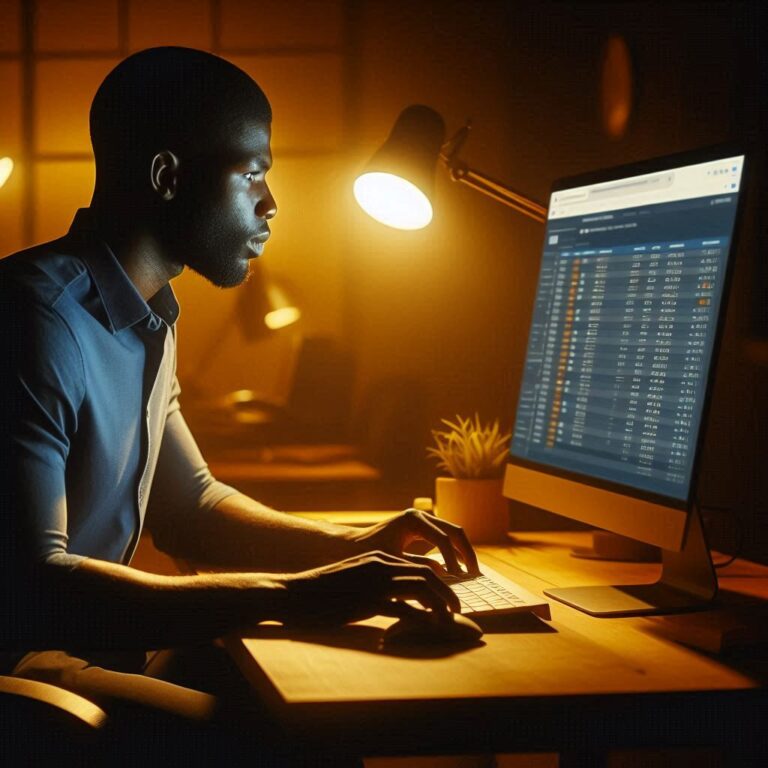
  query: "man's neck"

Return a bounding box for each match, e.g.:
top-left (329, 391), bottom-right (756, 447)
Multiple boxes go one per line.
top-left (88, 200), bottom-right (183, 301)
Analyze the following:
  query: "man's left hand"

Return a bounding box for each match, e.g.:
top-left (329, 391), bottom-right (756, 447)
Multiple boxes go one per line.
top-left (347, 509), bottom-right (479, 576)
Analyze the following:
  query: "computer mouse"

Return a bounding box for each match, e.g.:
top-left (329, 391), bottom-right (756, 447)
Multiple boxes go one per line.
top-left (381, 612), bottom-right (483, 647)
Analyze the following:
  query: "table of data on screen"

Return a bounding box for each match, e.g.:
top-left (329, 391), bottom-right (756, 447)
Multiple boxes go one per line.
top-left (513, 237), bottom-right (724, 492)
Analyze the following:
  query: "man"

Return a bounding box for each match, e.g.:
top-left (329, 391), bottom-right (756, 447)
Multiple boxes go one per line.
top-left (0, 47), bottom-right (476, 762)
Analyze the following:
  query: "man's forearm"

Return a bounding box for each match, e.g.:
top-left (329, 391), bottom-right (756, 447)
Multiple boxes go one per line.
top-left (21, 544), bottom-right (463, 653)
top-left (31, 553), bottom-right (286, 650)
top-left (152, 493), bottom-right (360, 572)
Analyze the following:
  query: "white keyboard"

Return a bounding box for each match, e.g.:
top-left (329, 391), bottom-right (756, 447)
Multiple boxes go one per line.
top-left (438, 557), bottom-right (551, 620)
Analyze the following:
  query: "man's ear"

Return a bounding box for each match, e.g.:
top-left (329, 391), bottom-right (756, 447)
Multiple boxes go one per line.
top-left (150, 150), bottom-right (180, 201)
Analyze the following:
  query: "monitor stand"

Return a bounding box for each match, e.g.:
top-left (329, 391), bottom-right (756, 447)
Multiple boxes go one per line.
top-left (544, 506), bottom-right (718, 617)
top-left (570, 530), bottom-right (661, 563)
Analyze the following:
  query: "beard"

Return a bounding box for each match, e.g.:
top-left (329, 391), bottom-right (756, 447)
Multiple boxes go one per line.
top-left (162, 202), bottom-right (253, 288)
top-left (184, 236), bottom-right (252, 288)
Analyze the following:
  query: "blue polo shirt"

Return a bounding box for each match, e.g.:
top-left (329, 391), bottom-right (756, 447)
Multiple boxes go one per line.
top-left (0, 209), bottom-right (237, 579)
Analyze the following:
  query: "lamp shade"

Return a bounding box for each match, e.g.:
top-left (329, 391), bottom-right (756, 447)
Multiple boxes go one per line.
top-left (354, 105), bottom-right (445, 230)
top-left (237, 260), bottom-right (301, 341)
top-left (264, 282), bottom-right (301, 331)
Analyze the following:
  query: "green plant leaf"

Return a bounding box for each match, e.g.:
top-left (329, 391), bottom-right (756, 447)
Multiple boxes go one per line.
top-left (427, 413), bottom-right (511, 479)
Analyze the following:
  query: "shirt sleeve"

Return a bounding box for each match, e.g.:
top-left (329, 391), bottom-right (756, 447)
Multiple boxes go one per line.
top-left (144, 375), bottom-right (239, 555)
top-left (0, 284), bottom-right (86, 569)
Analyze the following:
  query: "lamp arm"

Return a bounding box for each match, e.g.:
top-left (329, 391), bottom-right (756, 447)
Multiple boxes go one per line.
top-left (443, 158), bottom-right (548, 223)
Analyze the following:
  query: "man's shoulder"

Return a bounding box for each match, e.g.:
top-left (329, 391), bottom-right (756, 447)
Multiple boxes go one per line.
top-left (0, 238), bottom-right (92, 330)
top-left (0, 237), bottom-right (89, 308)
top-left (0, 243), bottom-right (86, 377)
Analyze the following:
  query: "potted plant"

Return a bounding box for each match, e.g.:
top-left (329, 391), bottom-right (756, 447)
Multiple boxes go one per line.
top-left (427, 414), bottom-right (511, 543)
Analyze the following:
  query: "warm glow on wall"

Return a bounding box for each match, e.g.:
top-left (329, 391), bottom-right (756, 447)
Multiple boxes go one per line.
top-left (601, 35), bottom-right (633, 139)
top-left (0, 157), bottom-right (13, 189)
top-left (353, 171), bottom-right (433, 230)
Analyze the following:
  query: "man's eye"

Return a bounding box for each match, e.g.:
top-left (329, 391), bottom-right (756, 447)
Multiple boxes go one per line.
top-left (244, 172), bottom-right (259, 182)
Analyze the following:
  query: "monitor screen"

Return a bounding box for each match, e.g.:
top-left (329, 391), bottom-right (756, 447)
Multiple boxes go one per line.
top-left (509, 150), bottom-right (745, 504)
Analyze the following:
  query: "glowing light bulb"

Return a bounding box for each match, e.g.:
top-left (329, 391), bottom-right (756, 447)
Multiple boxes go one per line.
top-left (353, 172), bottom-right (433, 230)
top-left (0, 157), bottom-right (14, 189)
top-left (265, 306), bottom-right (301, 330)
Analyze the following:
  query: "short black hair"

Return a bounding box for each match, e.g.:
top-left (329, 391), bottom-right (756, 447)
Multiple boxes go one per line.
top-left (90, 46), bottom-right (271, 193)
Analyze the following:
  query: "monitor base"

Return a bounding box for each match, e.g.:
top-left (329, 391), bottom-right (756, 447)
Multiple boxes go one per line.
top-left (545, 506), bottom-right (717, 617)
top-left (570, 530), bottom-right (661, 563)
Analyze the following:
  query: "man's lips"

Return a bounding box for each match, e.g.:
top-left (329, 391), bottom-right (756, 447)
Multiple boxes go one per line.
top-left (247, 231), bottom-right (270, 255)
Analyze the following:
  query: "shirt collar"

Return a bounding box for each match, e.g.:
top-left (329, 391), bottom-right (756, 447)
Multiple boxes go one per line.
top-left (67, 208), bottom-right (180, 332)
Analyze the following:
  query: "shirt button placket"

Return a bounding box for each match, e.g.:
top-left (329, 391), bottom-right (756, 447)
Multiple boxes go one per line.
top-left (138, 406), bottom-right (151, 508)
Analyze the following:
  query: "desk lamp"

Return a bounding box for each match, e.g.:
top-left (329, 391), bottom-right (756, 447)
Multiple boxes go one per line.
top-left (237, 260), bottom-right (301, 341)
top-left (353, 105), bottom-right (547, 228)
top-left (189, 260), bottom-right (301, 397)
top-left (187, 260), bottom-right (302, 435)
top-left (0, 157), bottom-right (13, 189)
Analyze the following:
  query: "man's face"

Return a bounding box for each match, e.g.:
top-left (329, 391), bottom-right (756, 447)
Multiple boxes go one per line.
top-left (168, 117), bottom-right (276, 288)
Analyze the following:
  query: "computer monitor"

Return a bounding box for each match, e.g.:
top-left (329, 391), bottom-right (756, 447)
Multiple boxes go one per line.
top-left (504, 146), bottom-right (746, 616)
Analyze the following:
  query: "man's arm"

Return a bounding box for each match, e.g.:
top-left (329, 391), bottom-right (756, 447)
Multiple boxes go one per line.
top-left (146, 407), bottom-right (478, 575)
top-left (30, 549), bottom-right (459, 650)
top-left (0, 282), bottom-right (460, 653)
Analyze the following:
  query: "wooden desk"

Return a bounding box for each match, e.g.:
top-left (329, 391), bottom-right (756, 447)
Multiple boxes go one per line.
top-left (223, 523), bottom-right (768, 764)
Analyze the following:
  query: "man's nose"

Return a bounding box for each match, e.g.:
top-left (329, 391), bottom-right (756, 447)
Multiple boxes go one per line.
top-left (256, 187), bottom-right (277, 220)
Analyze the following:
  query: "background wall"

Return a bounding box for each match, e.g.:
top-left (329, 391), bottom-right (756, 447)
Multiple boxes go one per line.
top-left (1, 0), bottom-right (766, 560)
top-left (0, 0), bottom-right (352, 401)
top-left (346, 1), bottom-right (768, 559)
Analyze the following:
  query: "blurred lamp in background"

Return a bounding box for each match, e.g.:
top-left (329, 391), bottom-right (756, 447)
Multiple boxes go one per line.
top-left (213, 261), bottom-right (302, 430)
top-left (237, 259), bottom-right (301, 341)
top-left (265, 284), bottom-right (301, 331)
top-left (192, 258), bottom-right (301, 381)
top-left (354, 105), bottom-right (547, 229)
top-left (0, 157), bottom-right (13, 189)
top-left (216, 262), bottom-right (303, 426)
top-left (186, 259), bottom-right (303, 426)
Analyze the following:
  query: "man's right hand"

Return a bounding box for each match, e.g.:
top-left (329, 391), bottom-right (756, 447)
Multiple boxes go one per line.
top-left (275, 551), bottom-right (461, 629)
top-left (24, 550), bottom-right (461, 650)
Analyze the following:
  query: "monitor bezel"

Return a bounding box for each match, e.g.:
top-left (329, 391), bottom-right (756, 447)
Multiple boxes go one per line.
top-left (507, 142), bottom-right (748, 516)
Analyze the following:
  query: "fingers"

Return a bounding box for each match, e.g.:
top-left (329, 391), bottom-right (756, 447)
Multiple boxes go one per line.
top-left (325, 551), bottom-right (461, 613)
top-left (429, 517), bottom-right (480, 575)
top-left (378, 599), bottom-right (425, 622)
top-left (402, 511), bottom-right (478, 576)
top-left (413, 514), bottom-right (461, 573)
top-left (383, 564), bottom-right (460, 612)
top-left (400, 553), bottom-right (446, 575)
top-left (379, 575), bottom-right (454, 616)
top-left (350, 510), bottom-right (479, 577)
top-left (331, 550), bottom-right (413, 571)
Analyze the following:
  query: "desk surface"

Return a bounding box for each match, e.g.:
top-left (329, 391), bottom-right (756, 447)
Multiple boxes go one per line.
top-left (224, 521), bottom-right (768, 758)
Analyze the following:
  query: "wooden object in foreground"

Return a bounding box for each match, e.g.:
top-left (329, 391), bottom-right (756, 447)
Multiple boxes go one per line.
top-left (223, 524), bottom-right (768, 762)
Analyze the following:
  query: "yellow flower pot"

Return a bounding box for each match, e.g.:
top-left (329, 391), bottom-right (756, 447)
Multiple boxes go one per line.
top-left (435, 477), bottom-right (509, 544)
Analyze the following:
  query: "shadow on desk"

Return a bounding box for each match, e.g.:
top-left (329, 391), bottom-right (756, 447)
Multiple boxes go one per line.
top-left (473, 612), bottom-right (556, 636)
top-left (240, 612), bottom-right (555, 660)
top-left (241, 623), bottom-right (480, 660)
